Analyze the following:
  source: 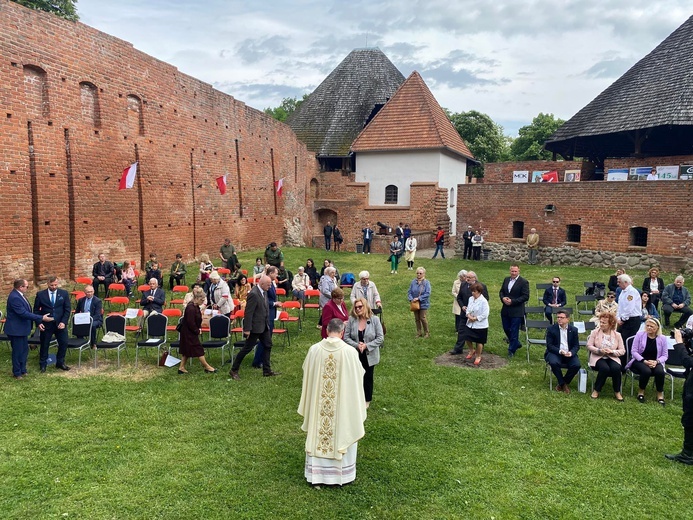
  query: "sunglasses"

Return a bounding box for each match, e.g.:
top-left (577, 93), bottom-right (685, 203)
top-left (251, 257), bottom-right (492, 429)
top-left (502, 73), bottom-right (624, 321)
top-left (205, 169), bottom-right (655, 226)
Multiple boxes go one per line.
top-left (354, 305), bottom-right (363, 310)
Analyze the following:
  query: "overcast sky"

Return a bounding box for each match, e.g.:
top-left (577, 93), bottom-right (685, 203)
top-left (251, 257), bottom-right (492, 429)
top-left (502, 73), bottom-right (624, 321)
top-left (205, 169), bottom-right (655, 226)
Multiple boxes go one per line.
top-left (77, 0), bottom-right (691, 136)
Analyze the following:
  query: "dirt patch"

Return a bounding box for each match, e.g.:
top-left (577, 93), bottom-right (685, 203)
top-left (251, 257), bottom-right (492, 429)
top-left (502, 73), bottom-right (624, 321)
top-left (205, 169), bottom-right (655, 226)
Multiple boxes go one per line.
top-left (435, 351), bottom-right (508, 370)
top-left (43, 358), bottom-right (162, 381)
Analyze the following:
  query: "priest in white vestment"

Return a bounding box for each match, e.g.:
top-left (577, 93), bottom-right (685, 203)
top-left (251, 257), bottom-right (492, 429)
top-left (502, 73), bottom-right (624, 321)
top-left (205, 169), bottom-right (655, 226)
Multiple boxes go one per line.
top-left (298, 318), bottom-right (367, 485)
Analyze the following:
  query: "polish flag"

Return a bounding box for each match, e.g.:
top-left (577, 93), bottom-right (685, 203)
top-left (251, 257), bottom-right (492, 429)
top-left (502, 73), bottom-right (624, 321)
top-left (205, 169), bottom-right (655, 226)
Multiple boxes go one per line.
top-left (216, 175), bottom-right (227, 195)
top-left (542, 170), bottom-right (558, 182)
top-left (119, 162), bottom-right (138, 190)
top-left (275, 178), bottom-right (283, 197)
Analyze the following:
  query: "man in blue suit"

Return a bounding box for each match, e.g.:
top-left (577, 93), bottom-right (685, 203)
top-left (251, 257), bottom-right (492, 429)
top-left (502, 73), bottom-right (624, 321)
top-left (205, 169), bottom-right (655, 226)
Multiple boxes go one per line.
top-left (5, 278), bottom-right (54, 379)
top-left (34, 276), bottom-right (72, 372)
top-left (75, 285), bottom-right (103, 348)
top-left (542, 276), bottom-right (567, 323)
top-left (544, 310), bottom-right (581, 393)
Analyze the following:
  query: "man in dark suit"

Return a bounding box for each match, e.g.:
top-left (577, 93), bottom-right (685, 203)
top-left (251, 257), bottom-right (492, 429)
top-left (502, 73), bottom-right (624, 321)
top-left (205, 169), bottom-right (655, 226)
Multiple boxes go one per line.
top-left (34, 276), bottom-right (71, 372)
top-left (92, 253), bottom-right (115, 298)
top-left (499, 265), bottom-right (530, 358)
top-left (462, 226), bottom-right (475, 260)
top-left (544, 310), bottom-right (581, 393)
top-left (323, 221), bottom-right (333, 251)
top-left (75, 285), bottom-right (103, 348)
top-left (5, 279), bottom-right (54, 379)
top-left (140, 278), bottom-right (165, 324)
top-left (230, 275), bottom-right (279, 379)
top-left (542, 276), bottom-right (567, 323)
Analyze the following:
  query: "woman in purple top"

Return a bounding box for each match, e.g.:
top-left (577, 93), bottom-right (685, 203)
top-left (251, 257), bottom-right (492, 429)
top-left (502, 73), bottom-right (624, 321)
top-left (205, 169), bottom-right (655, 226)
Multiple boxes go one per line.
top-left (625, 317), bottom-right (669, 405)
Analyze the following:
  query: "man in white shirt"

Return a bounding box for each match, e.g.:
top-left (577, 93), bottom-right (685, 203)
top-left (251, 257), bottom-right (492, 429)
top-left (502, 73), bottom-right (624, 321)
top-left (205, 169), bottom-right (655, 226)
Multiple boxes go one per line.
top-left (544, 311), bottom-right (581, 393)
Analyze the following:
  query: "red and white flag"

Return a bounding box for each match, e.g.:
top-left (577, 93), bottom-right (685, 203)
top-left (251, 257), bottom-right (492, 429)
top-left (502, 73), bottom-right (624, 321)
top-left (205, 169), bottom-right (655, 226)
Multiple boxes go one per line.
top-left (542, 170), bottom-right (558, 183)
top-left (275, 178), bottom-right (283, 197)
top-left (119, 162), bottom-right (138, 190)
top-left (216, 175), bottom-right (227, 195)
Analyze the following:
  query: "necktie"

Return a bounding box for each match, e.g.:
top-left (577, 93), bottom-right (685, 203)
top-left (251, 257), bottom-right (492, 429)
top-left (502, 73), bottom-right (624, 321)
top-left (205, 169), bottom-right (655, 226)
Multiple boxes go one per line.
top-left (50, 291), bottom-right (55, 305)
top-left (85, 298), bottom-right (91, 312)
top-left (553, 289), bottom-right (558, 304)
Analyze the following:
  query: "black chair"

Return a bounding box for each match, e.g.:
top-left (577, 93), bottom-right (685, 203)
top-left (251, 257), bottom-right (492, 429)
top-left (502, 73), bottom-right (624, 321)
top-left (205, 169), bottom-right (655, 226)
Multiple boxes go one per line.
top-left (665, 345), bottom-right (687, 400)
top-left (66, 316), bottom-right (93, 367)
top-left (135, 313), bottom-right (168, 367)
top-left (575, 294), bottom-right (597, 317)
top-left (95, 314), bottom-right (127, 368)
top-left (202, 314), bottom-right (231, 365)
top-left (536, 283), bottom-right (552, 304)
top-left (524, 318), bottom-right (551, 363)
top-left (525, 306), bottom-right (547, 321)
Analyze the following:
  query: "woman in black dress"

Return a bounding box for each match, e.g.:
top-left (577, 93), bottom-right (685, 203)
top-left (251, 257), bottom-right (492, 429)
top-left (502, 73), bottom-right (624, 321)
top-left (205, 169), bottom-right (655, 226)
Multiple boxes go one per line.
top-left (178, 288), bottom-right (217, 374)
top-left (304, 258), bottom-right (319, 288)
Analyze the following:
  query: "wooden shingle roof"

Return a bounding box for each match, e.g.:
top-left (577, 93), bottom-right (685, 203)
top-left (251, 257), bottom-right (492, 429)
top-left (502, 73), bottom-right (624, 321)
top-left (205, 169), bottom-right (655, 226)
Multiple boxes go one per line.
top-left (546, 15), bottom-right (693, 158)
top-left (286, 48), bottom-right (405, 156)
top-left (351, 71), bottom-right (474, 160)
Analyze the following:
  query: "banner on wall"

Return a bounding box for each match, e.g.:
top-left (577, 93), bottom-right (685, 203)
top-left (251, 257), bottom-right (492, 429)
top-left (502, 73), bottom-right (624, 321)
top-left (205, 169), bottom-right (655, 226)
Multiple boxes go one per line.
top-left (607, 168), bottom-right (629, 181)
top-left (629, 167), bottom-right (651, 180)
top-left (564, 170), bottom-right (581, 182)
top-left (532, 171), bottom-right (547, 183)
top-left (655, 165), bottom-right (679, 180)
top-left (512, 170), bottom-right (529, 183)
top-left (680, 165), bottom-right (693, 180)
top-left (541, 170), bottom-right (558, 182)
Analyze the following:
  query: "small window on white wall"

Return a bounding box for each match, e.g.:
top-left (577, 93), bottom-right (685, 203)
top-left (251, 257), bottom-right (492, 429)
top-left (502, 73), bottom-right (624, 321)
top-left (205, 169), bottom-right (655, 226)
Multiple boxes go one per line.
top-left (385, 185), bottom-right (398, 204)
top-left (449, 187), bottom-right (455, 207)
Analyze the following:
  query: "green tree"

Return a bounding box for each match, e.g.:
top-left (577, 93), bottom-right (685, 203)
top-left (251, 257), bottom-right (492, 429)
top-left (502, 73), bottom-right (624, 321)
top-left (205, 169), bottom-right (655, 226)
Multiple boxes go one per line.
top-left (449, 110), bottom-right (510, 164)
top-left (509, 112), bottom-right (565, 161)
top-left (264, 95), bottom-right (308, 122)
top-left (12, 0), bottom-right (78, 21)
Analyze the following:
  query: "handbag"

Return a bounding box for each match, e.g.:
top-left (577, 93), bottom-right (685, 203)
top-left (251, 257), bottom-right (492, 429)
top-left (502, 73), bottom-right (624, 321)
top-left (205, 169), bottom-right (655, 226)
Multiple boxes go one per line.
top-left (410, 282), bottom-right (424, 311)
top-left (158, 350), bottom-right (169, 367)
top-left (175, 320), bottom-right (183, 332)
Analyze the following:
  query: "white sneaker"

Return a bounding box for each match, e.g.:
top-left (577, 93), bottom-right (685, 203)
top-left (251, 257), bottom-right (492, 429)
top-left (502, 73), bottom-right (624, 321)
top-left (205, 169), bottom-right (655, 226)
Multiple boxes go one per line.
top-left (390, 270), bottom-right (394, 274)
top-left (394, 271), bottom-right (398, 274)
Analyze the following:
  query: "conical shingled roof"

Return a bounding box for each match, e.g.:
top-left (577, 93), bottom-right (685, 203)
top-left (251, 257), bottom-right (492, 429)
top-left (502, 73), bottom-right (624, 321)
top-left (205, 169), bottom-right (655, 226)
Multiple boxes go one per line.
top-left (286, 48), bottom-right (405, 156)
top-left (546, 15), bottom-right (693, 158)
top-left (351, 71), bottom-right (474, 159)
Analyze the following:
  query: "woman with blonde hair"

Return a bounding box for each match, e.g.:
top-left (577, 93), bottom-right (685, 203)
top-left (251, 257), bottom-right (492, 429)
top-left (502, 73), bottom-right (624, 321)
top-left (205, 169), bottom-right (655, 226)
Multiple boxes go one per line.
top-left (198, 253), bottom-right (213, 282)
top-left (178, 287), bottom-right (217, 374)
top-left (344, 298), bottom-right (384, 408)
top-left (626, 317), bottom-right (669, 405)
top-left (587, 312), bottom-right (625, 401)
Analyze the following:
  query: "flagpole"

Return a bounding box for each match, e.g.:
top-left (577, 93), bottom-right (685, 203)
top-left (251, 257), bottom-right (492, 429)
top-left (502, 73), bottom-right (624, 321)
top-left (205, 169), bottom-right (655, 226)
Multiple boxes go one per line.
top-left (270, 148), bottom-right (277, 215)
top-left (135, 144), bottom-right (145, 270)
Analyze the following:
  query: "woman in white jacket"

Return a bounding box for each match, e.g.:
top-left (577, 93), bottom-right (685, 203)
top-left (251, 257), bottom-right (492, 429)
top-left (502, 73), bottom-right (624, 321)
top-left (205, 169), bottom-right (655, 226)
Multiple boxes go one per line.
top-left (462, 282), bottom-right (489, 365)
top-left (207, 271), bottom-right (234, 317)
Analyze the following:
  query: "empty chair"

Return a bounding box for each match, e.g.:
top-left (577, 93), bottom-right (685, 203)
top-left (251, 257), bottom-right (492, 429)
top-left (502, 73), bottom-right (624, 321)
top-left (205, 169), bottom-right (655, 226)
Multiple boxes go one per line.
top-left (575, 294), bottom-right (597, 317)
top-left (524, 318), bottom-right (551, 363)
top-left (66, 316), bottom-right (93, 367)
top-left (201, 314), bottom-right (231, 365)
top-left (280, 301), bottom-right (302, 331)
top-left (135, 313), bottom-right (168, 366)
top-left (170, 285), bottom-right (188, 307)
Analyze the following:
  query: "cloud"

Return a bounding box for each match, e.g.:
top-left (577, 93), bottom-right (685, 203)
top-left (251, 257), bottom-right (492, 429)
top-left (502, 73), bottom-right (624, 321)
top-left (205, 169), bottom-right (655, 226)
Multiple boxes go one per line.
top-left (235, 36), bottom-right (292, 65)
top-left (581, 56), bottom-right (635, 79)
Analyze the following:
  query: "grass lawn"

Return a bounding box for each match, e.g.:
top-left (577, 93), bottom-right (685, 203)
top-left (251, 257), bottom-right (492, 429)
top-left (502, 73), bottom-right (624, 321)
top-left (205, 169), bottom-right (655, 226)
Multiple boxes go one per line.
top-left (1, 248), bottom-right (690, 519)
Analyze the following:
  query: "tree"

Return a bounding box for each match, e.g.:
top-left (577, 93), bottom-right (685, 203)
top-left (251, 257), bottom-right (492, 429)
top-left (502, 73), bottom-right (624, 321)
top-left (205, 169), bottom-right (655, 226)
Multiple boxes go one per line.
top-left (509, 112), bottom-right (565, 161)
top-left (264, 95), bottom-right (308, 122)
top-left (449, 110), bottom-right (511, 165)
top-left (12, 0), bottom-right (78, 21)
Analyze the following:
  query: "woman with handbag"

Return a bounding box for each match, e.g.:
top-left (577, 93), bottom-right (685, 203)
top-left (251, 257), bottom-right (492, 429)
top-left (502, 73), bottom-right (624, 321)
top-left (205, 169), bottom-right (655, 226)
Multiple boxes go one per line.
top-left (344, 298), bottom-right (384, 409)
top-left (178, 287), bottom-right (217, 374)
top-left (408, 267), bottom-right (431, 338)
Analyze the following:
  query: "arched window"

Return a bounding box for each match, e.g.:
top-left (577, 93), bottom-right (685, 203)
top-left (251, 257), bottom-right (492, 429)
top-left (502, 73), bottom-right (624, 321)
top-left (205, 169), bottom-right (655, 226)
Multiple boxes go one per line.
top-left (630, 227), bottom-right (648, 247)
top-left (449, 187), bottom-right (455, 207)
top-left (384, 185), bottom-right (398, 204)
top-left (127, 94), bottom-right (145, 136)
top-left (566, 224), bottom-right (582, 243)
top-left (23, 65), bottom-right (49, 118)
top-left (80, 82), bottom-right (101, 127)
top-left (309, 178), bottom-right (319, 199)
top-left (512, 221), bottom-right (524, 239)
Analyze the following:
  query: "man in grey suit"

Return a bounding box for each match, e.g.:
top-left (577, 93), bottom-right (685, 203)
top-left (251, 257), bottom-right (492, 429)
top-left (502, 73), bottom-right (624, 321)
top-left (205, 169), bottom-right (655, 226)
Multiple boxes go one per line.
top-left (229, 275), bottom-right (279, 379)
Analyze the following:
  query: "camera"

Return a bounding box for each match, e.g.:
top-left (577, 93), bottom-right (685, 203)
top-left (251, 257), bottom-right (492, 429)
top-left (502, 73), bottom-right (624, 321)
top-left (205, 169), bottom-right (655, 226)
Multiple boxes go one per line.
top-left (673, 328), bottom-right (693, 352)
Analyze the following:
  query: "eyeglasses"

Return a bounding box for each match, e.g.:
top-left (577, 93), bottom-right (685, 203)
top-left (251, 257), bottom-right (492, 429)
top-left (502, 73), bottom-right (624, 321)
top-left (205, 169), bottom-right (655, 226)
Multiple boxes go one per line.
top-left (607, 295), bottom-right (615, 299)
top-left (354, 305), bottom-right (363, 310)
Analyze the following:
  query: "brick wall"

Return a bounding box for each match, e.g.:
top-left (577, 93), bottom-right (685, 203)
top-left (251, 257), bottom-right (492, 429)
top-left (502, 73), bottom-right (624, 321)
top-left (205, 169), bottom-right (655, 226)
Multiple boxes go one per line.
top-left (456, 181), bottom-right (692, 262)
top-left (0, 0), bottom-right (316, 286)
top-left (482, 160), bottom-right (591, 183)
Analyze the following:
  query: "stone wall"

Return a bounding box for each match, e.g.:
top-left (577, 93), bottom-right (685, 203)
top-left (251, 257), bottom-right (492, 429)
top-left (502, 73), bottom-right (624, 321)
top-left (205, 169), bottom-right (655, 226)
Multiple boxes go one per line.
top-left (463, 242), bottom-right (693, 274)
